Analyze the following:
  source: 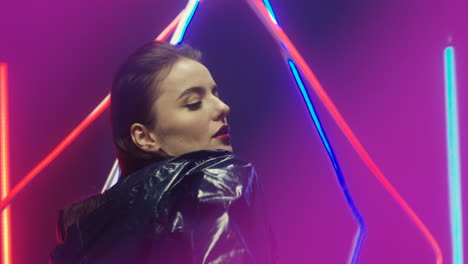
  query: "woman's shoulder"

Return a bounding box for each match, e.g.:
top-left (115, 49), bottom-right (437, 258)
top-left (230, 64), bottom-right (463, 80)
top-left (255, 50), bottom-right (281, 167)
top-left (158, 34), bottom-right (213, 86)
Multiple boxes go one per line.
top-left (117, 149), bottom-right (255, 197)
top-left (50, 150), bottom-right (260, 263)
top-left (54, 191), bottom-right (111, 244)
top-left (113, 149), bottom-right (253, 191)
top-left (56, 150), bottom-right (252, 234)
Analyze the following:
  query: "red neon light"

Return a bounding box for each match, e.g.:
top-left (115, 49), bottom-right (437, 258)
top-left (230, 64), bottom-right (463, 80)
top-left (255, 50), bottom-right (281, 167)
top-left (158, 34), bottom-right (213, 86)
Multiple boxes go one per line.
top-left (0, 13), bottom-right (180, 212)
top-left (0, 62), bottom-right (12, 264)
top-left (249, 0), bottom-right (443, 263)
top-left (156, 10), bottom-right (183, 41)
top-left (0, 95), bottom-right (110, 212)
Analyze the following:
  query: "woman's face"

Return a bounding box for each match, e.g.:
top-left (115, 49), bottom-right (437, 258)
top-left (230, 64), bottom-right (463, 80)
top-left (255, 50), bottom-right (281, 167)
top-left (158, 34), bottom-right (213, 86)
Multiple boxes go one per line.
top-left (134, 58), bottom-right (233, 157)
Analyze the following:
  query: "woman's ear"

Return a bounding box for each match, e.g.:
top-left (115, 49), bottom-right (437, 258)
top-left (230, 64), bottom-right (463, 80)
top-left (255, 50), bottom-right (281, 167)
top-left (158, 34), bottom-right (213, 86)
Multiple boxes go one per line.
top-left (130, 123), bottom-right (163, 153)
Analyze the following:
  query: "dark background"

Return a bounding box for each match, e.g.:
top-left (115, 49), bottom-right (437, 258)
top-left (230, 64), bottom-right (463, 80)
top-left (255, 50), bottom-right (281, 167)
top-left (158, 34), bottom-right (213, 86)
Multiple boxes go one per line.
top-left (0, 0), bottom-right (466, 263)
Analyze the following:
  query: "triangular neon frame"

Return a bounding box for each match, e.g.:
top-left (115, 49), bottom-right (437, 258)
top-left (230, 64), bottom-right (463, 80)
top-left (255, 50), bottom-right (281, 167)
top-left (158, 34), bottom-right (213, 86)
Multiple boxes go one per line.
top-left (0, 1), bottom-right (445, 263)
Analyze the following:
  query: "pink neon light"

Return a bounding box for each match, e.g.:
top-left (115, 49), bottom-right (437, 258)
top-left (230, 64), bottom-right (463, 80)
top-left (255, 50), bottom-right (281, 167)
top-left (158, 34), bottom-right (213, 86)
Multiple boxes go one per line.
top-left (0, 13), bottom-right (180, 212)
top-left (0, 63), bottom-right (12, 264)
top-left (249, 0), bottom-right (443, 263)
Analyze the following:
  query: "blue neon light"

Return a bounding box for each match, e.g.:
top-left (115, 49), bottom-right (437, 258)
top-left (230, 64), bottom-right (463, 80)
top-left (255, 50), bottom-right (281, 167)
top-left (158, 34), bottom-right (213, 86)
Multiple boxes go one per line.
top-left (288, 59), bottom-right (366, 264)
top-left (444, 46), bottom-right (464, 264)
top-left (262, 0), bottom-right (279, 24)
top-left (174, 0), bottom-right (200, 44)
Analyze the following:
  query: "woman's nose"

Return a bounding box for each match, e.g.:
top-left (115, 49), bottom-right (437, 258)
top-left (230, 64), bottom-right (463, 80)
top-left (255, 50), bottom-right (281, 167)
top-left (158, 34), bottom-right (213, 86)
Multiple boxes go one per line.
top-left (213, 97), bottom-right (230, 121)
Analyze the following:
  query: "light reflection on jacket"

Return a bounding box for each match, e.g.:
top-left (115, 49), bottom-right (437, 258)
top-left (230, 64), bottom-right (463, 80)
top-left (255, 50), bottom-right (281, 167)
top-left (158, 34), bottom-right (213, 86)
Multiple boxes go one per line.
top-left (50, 149), bottom-right (277, 264)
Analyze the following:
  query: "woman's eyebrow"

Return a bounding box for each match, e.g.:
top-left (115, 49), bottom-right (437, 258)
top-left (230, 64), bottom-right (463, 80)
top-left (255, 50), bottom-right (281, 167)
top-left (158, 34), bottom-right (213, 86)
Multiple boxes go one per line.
top-left (176, 85), bottom-right (218, 101)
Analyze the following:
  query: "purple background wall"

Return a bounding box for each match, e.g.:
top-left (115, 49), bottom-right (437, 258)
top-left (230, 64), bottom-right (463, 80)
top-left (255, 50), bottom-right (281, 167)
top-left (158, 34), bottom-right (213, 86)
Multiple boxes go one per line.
top-left (0, 0), bottom-right (466, 263)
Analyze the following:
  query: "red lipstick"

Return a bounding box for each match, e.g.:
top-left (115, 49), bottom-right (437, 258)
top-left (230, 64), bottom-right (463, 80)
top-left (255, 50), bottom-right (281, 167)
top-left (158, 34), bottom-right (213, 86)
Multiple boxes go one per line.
top-left (215, 134), bottom-right (231, 141)
top-left (213, 125), bottom-right (231, 142)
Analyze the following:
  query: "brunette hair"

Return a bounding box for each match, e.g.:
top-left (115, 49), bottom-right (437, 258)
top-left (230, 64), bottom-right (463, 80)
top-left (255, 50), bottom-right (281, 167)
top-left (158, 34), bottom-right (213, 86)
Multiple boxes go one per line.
top-left (54, 42), bottom-right (202, 243)
top-left (110, 41), bottom-right (202, 177)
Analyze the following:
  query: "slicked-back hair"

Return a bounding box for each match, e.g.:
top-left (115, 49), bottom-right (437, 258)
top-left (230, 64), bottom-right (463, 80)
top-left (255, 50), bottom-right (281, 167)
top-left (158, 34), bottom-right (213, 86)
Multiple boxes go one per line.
top-left (110, 41), bottom-right (202, 177)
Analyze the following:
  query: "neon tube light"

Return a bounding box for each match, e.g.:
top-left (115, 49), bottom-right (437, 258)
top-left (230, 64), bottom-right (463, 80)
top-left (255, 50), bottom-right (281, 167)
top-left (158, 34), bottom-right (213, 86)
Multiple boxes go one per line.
top-left (444, 46), bottom-right (463, 264)
top-left (288, 59), bottom-right (365, 264)
top-left (262, 0), bottom-right (278, 24)
top-left (246, 0), bottom-right (443, 263)
top-left (0, 95), bottom-right (110, 211)
top-left (156, 10), bottom-right (184, 41)
top-left (170, 0), bottom-right (200, 44)
top-left (0, 62), bottom-right (12, 264)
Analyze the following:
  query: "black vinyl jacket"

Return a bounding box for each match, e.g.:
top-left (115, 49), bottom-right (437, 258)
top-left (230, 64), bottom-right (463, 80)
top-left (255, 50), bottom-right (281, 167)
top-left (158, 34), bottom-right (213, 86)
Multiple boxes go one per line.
top-left (49, 149), bottom-right (277, 264)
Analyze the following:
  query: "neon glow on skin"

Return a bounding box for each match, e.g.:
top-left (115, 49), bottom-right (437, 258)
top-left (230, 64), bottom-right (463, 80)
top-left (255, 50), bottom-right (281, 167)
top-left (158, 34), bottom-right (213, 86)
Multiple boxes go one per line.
top-left (444, 46), bottom-right (464, 264)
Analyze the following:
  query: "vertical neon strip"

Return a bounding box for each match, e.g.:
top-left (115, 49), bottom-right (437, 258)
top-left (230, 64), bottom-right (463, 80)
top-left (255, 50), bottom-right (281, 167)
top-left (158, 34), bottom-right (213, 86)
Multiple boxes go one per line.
top-left (262, 0), bottom-right (278, 24)
top-left (288, 59), bottom-right (365, 264)
top-left (170, 0), bottom-right (200, 44)
top-left (247, 1), bottom-right (443, 262)
top-left (444, 46), bottom-right (464, 264)
top-left (0, 63), bottom-right (12, 264)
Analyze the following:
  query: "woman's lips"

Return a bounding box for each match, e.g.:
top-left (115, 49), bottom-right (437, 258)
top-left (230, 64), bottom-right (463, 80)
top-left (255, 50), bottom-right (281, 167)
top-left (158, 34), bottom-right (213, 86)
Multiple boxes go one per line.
top-left (214, 133), bottom-right (231, 142)
top-left (213, 124), bottom-right (229, 138)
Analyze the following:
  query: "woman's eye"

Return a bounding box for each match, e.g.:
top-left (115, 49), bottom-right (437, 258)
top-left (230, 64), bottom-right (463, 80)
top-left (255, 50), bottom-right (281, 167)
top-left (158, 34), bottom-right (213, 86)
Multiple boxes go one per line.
top-left (185, 101), bottom-right (202, 110)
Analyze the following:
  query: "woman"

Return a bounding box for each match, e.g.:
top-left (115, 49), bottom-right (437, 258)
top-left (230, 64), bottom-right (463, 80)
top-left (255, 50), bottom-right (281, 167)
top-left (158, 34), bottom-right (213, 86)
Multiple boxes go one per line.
top-left (49, 41), bottom-right (276, 263)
